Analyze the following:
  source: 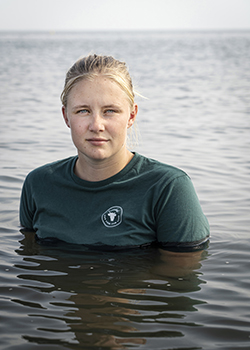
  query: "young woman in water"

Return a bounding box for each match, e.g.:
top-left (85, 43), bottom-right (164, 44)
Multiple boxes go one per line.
top-left (20, 54), bottom-right (209, 251)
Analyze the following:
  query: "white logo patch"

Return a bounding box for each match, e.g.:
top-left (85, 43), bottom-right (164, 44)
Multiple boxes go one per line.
top-left (101, 206), bottom-right (123, 228)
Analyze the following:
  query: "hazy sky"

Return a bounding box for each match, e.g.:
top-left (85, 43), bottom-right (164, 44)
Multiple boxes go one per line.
top-left (0, 0), bottom-right (249, 31)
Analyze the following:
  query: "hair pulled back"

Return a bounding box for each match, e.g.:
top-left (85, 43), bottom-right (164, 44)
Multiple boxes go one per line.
top-left (61, 54), bottom-right (135, 108)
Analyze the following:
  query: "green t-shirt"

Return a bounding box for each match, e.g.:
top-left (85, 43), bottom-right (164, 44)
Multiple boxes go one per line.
top-left (19, 153), bottom-right (209, 251)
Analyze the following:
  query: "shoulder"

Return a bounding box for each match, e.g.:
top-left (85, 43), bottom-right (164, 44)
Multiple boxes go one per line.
top-left (134, 153), bottom-right (188, 184)
top-left (24, 156), bottom-right (77, 183)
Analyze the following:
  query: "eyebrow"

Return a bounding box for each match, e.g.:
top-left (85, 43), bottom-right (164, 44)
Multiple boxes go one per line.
top-left (103, 104), bottom-right (122, 110)
top-left (72, 104), bottom-right (89, 110)
top-left (72, 104), bottom-right (122, 111)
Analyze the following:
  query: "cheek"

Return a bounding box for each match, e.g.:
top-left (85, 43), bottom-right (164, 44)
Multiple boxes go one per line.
top-left (115, 125), bottom-right (129, 143)
top-left (110, 122), bottom-right (127, 138)
top-left (71, 120), bottom-right (87, 134)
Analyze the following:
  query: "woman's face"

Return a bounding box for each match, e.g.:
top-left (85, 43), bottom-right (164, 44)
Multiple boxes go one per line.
top-left (62, 75), bottom-right (137, 164)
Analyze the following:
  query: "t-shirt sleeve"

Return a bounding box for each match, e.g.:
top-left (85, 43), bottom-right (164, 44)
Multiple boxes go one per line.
top-left (156, 174), bottom-right (210, 251)
top-left (19, 175), bottom-right (36, 230)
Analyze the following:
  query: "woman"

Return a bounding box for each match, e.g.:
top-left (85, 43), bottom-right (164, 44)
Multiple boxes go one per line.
top-left (20, 54), bottom-right (209, 251)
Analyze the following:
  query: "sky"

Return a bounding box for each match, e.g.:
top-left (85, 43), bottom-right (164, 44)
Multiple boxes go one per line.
top-left (0, 0), bottom-right (249, 31)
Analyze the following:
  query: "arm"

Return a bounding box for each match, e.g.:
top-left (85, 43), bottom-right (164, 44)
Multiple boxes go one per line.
top-left (156, 174), bottom-right (210, 251)
top-left (152, 248), bottom-right (205, 278)
top-left (19, 174), bottom-right (36, 230)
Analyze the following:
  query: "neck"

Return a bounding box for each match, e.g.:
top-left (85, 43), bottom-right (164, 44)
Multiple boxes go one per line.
top-left (74, 149), bottom-right (134, 182)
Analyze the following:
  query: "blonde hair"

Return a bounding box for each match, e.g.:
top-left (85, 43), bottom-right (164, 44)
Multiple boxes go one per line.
top-left (61, 54), bottom-right (135, 108)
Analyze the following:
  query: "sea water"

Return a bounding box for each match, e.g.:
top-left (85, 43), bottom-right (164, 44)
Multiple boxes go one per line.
top-left (0, 30), bottom-right (250, 349)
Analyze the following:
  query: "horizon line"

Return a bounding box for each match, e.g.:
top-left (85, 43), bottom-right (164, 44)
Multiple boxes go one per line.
top-left (1, 28), bottom-right (250, 32)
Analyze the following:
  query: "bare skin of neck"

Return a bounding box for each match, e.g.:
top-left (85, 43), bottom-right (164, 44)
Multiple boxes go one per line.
top-left (74, 148), bottom-right (134, 182)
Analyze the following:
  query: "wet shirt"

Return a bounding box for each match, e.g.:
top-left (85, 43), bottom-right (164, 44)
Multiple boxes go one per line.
top-left (19, 153), bottom-right (210, 251)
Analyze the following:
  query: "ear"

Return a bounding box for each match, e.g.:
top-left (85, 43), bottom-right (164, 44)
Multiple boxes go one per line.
top-left (128, 104), bottom-right (138, 128)
top-left (62, 106), bottom-right (70, 128)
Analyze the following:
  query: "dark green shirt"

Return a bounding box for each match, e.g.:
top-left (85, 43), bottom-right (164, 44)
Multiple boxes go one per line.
top-left (20, 153), bottom-right (209, 250)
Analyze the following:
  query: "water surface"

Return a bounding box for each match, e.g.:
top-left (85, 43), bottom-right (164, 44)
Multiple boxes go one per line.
top-left (0, 30), bottom-right (250, 349)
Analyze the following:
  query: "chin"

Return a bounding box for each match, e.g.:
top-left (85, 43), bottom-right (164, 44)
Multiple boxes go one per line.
top-left (85, 150), bottom-right (111, 161)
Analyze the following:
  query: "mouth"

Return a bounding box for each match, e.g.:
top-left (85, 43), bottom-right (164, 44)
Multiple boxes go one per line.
top-left (86, 138), bottom-right (109, 146)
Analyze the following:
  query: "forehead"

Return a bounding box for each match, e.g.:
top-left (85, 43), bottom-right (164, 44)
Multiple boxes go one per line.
top-left (68, 75), bottom-right (129, 104)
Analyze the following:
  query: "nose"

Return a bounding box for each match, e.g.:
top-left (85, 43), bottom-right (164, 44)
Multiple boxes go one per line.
top-left (89, 113), bottom-right (105, 132)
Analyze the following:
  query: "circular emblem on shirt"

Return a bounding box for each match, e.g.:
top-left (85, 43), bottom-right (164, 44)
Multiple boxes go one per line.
top-left (101, 206), bottom-right (123, 228)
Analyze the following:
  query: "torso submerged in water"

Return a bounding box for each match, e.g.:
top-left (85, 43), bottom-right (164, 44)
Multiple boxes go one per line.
top-left (20, 153), bottom-right (210, 251)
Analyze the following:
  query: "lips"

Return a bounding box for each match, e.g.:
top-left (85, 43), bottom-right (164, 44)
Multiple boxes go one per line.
top-left (86, 138), bottom-right (109, 146)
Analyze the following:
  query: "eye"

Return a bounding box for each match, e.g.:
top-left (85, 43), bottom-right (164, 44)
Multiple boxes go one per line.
top-left (77, 109), bottom-right (89, 114)
top-left (104, 109), bottom-right (118, 115)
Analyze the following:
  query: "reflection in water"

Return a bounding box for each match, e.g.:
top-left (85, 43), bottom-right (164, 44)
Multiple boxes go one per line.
top-left (1, 30), bottom-right (249, 349)
top-left (13, 232), bottom-right (207, 349)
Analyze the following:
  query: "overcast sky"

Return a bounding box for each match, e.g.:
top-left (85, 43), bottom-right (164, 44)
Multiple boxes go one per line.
top-left (0, 0), bottom-right (249, 31)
